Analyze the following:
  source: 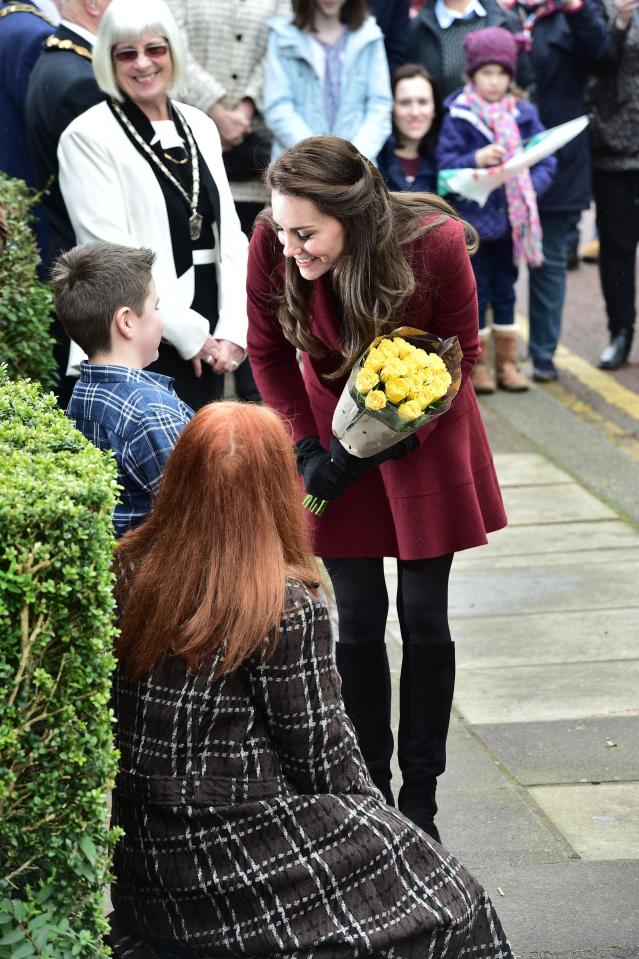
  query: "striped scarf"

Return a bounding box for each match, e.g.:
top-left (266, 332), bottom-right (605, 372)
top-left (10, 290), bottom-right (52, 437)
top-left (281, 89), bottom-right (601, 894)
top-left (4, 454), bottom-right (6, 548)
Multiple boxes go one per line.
top-left (463, 84), bottom-right (543, 266)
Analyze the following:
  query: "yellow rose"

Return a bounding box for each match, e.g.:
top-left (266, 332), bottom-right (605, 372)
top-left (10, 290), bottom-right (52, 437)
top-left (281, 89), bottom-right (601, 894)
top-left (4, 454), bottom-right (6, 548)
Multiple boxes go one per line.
top-left (424, 353), bottom-right (448, 374)
top-left (363, 347), bottom-right (385, 372)
top-left (397, 400), bottom-right (423, 421)
top-left (384, 377), bottom-right (409, 404)
top-left (355, 368), bottom-right (380, 394)
top-left (403, 353), bottom-right (421, 373)
top-left (379, 357), bottom-right (408, 382)
top-left (412, 348), bottom-right (429, 368)
top-left (416, 388), bottom-right (438, 410)
top-left (402, 373), bottom-right (420, 399)
top-left (365, 389), bottom-right (387, 411)
top-left (393, 336), bottom-right (414, 359)
top-left (378, 338), bottom-right (400, 358)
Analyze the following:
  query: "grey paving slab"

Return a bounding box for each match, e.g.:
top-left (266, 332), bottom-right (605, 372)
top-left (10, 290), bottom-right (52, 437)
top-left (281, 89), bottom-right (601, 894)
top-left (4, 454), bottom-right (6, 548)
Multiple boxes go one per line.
top-left (436, 784), bottom-right (572, 871)
top-left (449, 560), bottom-right (638, 617)
top-left (502, 484), bottom-right (617, 526)
top-left (459, 546), bottom-right (639, 569)
top-left (454, 660), bottom-right (639, 724)
top-left (469, 861), bottom-right (639, 958)
top-left (529, 783), bottom-right (639, 861)
top-left (454, 520), bottom-right (639, 560)
top-left (475, 717), bottom-right (639, 785)
top-left (493, 452), bottom-right (573, 487)
top-left (450, 607), bottom-right (639, 668)
top-left (438, 722), bottom-right (515, 793)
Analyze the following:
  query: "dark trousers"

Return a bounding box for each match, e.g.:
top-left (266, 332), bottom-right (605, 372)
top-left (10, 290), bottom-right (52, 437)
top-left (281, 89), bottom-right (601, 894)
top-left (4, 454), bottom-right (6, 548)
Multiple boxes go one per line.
top-left (471, 236), bottom-right (518, 331)
top-left (593, 169), bottom-right (639, 336)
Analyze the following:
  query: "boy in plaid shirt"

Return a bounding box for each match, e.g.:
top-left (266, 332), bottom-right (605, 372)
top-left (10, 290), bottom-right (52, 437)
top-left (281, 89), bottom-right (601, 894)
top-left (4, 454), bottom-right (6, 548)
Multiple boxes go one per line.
top-left (52, 242), bottom-right (193, 536)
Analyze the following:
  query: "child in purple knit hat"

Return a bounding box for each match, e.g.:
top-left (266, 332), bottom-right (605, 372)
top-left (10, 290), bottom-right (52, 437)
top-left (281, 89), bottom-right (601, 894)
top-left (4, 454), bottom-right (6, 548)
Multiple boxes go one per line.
top-left (436, 26), bottom-right (556, 394)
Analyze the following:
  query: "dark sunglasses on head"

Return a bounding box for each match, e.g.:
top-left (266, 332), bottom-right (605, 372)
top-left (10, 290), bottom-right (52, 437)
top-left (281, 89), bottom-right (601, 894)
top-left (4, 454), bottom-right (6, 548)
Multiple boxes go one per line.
top-left (112, 42), bottom-right (170, 63)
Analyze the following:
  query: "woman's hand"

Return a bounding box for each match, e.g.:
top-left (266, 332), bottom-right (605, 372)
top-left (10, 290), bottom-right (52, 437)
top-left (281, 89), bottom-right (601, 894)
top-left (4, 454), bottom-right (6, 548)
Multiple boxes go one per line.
top-left (209, 339), bottom-right (246, 375)
top-left (190, 333), bottom-right (219, 378)
top-left (208, 103), bottom-right (251, 150)
top-left (475, 144), bottom-right (506, 168)
top-left (614, 0), bottom-right (639, 28)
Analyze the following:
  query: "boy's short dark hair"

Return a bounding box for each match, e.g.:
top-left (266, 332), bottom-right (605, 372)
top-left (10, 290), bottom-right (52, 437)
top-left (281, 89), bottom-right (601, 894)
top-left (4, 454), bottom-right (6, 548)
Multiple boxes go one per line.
top-left (51, 242), bottom-right (156, 357)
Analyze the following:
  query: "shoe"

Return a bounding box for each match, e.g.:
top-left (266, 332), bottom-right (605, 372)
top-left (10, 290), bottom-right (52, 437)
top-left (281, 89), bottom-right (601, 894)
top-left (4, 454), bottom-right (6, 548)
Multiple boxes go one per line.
top-left (598, 329), bottom-right (633, 370)
top-left (471, 336), bottom-right (496, 394)
top-left (580, 239), bottom-right (600, 263)
top-left (532, 359), bottom-right (558, 382)
top-left (494, 331), bottom-right (529, 392)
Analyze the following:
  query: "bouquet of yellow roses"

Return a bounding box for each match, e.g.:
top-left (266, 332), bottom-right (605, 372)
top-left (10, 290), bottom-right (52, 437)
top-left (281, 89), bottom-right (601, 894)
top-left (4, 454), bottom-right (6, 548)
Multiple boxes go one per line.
top-left (303, 327), bottom-right (462, 515)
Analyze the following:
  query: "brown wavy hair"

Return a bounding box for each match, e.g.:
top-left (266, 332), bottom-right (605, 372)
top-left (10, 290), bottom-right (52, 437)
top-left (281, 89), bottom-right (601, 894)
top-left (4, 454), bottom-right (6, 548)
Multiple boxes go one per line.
top-left (292, 0), bottom-right (368, 30)
top-left (262, 136), bottom-right (477, 379)
top-left (115, 402), bottom-right (320, 679)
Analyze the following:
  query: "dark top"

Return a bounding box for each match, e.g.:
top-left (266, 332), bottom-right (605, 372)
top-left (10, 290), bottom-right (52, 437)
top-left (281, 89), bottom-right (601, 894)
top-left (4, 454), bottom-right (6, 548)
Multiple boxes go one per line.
top-left (0, 0), bottom-right (52, 185)
top-left (25, 24), bottom-right (104, 266)
top-left (378, 135), bottom-right (437, 192)
top-left (368, 0), bottom-right (411, 71)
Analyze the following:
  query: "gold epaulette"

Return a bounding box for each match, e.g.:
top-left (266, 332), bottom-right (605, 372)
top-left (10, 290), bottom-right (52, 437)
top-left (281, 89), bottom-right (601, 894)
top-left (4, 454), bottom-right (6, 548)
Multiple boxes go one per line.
top-left (0, 2), bottom-right (53, 22)
top-left (44, 34), bottom-right (92, 59)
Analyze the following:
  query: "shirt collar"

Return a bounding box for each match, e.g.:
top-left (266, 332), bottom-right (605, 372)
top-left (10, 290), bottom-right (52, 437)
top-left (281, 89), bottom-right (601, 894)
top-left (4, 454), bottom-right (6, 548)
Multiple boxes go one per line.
top-left (434, 0), bottom-right (487, 28)
top-left (79, 361), bottom-right (175, 391)
top-left (59, 19), bottom-right (96, 46)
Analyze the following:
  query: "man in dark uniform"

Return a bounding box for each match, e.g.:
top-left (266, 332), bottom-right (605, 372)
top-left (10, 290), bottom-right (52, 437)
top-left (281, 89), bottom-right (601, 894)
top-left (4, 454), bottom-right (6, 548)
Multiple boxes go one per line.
top-left (368, 0), bottom-right (410, 73)
top-left (25, 0), bottom-right (109, 402)
top-left (0, 0), bottom-right (54, 185)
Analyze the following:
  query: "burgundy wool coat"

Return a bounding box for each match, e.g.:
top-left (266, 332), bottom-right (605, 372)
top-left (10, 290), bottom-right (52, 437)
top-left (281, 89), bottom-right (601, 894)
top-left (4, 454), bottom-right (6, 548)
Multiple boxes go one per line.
top-left (246, 216), bottom-right (507, 559)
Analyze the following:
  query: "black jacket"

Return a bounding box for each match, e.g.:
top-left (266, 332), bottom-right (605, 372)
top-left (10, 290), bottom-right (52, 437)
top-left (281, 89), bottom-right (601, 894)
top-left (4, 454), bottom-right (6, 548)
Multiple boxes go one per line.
top-left (408, 0), bottom-right (526, 96)
top-left (368, 0), bottom-right (410, 73)
top-left (519, 0), bottom-right (613, 212)
top-left (25, 24), bottom-right (103, 266)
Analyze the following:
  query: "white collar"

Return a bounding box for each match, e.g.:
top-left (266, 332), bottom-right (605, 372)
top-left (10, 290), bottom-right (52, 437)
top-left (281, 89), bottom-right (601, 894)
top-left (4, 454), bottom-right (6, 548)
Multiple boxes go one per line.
top-left (434, 0), bottom-right (487, 28)
top-left (59, 19), bottom-right (96, 46)
top-left (33, 0), bottom-right (60, 24)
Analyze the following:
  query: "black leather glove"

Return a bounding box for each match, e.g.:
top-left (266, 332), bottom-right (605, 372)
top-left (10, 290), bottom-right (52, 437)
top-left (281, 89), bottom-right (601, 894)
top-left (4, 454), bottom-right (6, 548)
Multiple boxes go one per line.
top-left (294, 434), bottom-right (419, 503)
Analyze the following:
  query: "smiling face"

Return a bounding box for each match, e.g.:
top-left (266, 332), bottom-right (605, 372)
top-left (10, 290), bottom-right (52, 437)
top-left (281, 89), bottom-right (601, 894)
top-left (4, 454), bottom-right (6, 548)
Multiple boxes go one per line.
top-left (393, 75), bottom-right (436, 148)
top-left (472, 64), bottom-right (511, 103)
top-left (271, 191), bottom-right (345, 281)
top-left (112, 31), bottom-right (172, 114)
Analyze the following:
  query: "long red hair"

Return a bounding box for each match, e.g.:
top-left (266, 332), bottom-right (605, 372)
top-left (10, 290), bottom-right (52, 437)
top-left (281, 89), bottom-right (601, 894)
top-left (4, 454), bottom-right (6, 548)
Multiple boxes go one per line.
top-left (115, 402), bottom-right (320, 679)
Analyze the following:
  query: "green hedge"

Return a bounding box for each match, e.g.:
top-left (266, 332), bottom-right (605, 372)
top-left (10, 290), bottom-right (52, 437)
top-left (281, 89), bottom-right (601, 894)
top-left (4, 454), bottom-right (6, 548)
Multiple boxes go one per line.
top-left (0, 175), bottom-right (57, 390)
top-left (0, 371), bottom-right (119, 957)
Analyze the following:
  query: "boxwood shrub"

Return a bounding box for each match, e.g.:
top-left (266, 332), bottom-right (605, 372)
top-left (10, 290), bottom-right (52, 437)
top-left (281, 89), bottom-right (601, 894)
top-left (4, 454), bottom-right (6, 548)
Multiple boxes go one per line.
top-left (0, 371), bottom-right (119, 957)
top-left (0, 175), bottom-right (57, 390)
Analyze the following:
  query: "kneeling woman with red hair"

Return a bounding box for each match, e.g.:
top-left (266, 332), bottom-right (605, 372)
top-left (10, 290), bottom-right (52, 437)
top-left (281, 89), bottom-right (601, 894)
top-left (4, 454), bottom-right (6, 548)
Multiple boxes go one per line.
top-left (107, 401), bottom-right (514, 959)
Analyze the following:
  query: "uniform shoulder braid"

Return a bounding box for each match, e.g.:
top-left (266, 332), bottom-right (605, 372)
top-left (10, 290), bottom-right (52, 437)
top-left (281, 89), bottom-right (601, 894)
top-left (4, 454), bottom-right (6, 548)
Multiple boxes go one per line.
top-left (44, 35), bottom-right (92, 59)
top-left (0, 2), bottom-right (53, 21)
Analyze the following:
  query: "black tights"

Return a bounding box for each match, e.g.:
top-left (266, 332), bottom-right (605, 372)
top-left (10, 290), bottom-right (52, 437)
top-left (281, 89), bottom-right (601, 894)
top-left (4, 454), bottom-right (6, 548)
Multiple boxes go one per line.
top-left (322, 555), bottom-right (453, 648)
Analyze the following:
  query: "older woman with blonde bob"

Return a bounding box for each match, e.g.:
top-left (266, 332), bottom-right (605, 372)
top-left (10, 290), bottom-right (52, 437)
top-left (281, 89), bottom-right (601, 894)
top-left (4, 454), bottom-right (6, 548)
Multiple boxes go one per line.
top-left (58, 0), bottom-right (248, 410)
top-left (107, 399), bottom-right (515, 958)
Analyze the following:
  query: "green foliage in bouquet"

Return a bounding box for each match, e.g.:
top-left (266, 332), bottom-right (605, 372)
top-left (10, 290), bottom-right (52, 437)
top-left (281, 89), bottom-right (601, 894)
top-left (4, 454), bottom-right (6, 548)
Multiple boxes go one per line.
top-left (0, 370), bottom-right (120, 957)
top-left (0, 175), bottom-right (57, 389)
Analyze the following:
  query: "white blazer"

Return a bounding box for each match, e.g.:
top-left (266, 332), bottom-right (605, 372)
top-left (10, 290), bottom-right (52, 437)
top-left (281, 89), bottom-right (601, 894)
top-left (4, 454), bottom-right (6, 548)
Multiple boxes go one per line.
top-left (58, 100), bottom-right (249, 374)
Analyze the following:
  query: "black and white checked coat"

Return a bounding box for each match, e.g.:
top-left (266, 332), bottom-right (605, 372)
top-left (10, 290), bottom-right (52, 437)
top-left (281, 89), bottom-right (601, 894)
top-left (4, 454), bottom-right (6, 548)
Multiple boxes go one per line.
top-left (107, 580), bottom-right (515, 959)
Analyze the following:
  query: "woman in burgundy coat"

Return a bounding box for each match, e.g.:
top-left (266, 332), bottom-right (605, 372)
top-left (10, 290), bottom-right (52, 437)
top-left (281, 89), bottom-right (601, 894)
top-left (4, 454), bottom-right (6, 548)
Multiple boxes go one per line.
top-left (247, 135), bottom-right (507, 843)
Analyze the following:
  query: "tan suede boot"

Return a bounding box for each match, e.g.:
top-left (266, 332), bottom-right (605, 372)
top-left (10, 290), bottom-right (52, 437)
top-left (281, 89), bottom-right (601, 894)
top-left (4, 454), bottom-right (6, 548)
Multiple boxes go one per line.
top-left (471, 335), bottom-right (496, 394)
top-left (494, 331), bottom-right (529, 392)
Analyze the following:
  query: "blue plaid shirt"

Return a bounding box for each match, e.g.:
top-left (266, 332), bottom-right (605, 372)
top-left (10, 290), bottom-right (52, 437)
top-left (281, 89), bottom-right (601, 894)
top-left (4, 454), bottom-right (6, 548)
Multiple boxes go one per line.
top-left (67, 362), bottom-right (194, 537)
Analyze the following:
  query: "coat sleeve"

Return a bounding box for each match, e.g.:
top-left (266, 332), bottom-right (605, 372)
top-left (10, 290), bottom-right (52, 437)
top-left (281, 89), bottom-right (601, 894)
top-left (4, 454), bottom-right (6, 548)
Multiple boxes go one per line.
top-left (436, 113), bottom-right (482, 171)
top-left (410, 217), bottom-right (480, 446)
top-left (263, 28), bottom-right (315, 149)
top-left (246, 223), bottom-right (320, 440)
top-left (58, 118), bottom-right (209, 367)
top-left (249, 586), bottom-right (381, 798)
top-left (564, 0), bottom-right (615, 65)
top-left (164, 0), bottom-right (226, 113)
top-left (350, 38), bottom-right (393, 162)
top-left (245, 0), bottom-right (293, 109)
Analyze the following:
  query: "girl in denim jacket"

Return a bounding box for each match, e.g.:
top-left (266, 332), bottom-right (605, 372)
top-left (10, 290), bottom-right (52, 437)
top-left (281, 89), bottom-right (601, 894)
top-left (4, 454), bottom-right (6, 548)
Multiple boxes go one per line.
top-left (264, 0), bottom-right (392, 162)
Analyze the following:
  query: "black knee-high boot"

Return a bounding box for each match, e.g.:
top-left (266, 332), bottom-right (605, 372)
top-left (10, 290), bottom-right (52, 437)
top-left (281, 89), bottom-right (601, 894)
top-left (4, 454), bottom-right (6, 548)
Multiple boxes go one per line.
top-left (397, 642), bottom-right (455, 842)
top-left (335, 642), bottom-right (395, 805)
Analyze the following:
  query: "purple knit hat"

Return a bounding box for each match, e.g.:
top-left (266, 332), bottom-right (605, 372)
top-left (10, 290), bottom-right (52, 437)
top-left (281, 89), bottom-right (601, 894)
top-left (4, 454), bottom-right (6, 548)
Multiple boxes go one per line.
top-left (463, 27), bottom-right (519, 77)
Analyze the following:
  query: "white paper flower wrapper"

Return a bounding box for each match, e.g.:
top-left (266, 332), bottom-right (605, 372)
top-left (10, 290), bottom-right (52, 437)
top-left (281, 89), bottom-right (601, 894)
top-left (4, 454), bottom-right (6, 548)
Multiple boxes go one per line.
top-left (332, 327), bottom-right (463, 458)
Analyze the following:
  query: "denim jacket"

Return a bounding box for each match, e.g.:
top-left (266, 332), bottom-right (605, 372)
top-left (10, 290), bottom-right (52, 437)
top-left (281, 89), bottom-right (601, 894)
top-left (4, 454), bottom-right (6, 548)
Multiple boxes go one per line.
top-left (263, 15), bottom-right (392, 162)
